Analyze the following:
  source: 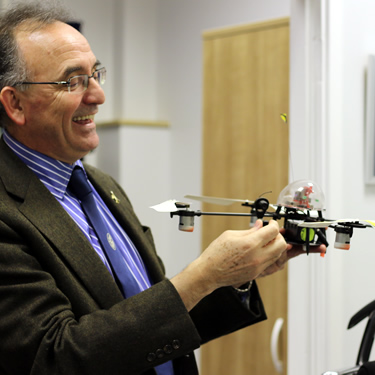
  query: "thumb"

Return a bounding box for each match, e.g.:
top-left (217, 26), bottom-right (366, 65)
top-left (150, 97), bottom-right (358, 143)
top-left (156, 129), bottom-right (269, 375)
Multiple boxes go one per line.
top-left (249, 219), bottom-right (263, 233)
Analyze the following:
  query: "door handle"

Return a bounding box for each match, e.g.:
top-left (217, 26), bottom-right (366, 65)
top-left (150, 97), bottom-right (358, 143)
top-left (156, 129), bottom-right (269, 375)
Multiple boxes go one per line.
top-left (271, 317), bottom-right (284, 373)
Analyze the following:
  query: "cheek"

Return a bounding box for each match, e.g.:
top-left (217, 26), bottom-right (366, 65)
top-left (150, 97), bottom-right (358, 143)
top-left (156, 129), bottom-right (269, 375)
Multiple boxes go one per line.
top-left (22, 91), bottom-right (82, 135)
top-left (60, 97), bottom-right (82, 119)
top-left (47, 96), bottom-right (82, 126)
top-left (23, 94), bottom-right (45, 114)
top-left (23, 91), bottom-right (59, 117)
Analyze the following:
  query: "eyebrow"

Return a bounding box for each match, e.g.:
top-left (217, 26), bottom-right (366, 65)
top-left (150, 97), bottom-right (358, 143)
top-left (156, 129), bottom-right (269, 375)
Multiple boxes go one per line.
top-left (63, 60), bottom-right (102, 78)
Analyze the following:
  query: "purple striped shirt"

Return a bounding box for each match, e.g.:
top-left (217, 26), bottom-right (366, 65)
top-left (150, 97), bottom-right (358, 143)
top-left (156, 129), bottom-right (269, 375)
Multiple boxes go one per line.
top-left (3, 130), bottom-right (152, 292)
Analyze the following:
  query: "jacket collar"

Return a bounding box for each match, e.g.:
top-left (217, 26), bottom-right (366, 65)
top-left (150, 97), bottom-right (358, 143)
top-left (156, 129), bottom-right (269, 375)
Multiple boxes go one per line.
top-left (0, 138), bottom-right (124, 307)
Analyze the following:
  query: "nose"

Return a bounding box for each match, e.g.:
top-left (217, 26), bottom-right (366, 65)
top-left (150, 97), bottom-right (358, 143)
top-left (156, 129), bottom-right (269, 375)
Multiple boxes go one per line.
top-left (83, 77), bottom-right (106, 105)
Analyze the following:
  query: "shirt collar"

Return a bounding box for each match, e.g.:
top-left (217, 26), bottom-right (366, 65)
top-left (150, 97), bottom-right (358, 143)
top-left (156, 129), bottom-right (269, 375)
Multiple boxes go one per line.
top-left (3, 130), bottom-right (84, 200)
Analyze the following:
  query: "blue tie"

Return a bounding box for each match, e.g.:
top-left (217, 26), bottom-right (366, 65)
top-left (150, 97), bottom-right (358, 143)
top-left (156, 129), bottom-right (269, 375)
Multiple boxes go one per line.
top-left (68, 167), bottom-right (141, 298)
top-left (68, 167), bottom-right (175, 374)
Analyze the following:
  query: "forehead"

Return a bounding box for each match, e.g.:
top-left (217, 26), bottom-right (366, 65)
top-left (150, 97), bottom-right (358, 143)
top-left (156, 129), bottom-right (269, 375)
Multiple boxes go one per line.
top-left (15, 21), bottom-right (97, 79)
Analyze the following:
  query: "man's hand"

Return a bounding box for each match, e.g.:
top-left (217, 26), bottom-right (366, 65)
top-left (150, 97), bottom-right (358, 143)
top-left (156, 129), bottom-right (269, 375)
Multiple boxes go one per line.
top-left (171, 219), bottom-right (287, 311)
top-left (198, 219), bottom-right (287, 288)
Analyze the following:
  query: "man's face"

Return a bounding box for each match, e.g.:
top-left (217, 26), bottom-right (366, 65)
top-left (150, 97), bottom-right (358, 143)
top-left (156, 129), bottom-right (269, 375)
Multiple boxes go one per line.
top-left (13, 21), bottom-right (105, 163)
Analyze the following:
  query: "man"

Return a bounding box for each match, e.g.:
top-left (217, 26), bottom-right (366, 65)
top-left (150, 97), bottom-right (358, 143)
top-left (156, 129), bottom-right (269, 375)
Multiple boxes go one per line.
top-left (0, 2), bottom-right (320, 374)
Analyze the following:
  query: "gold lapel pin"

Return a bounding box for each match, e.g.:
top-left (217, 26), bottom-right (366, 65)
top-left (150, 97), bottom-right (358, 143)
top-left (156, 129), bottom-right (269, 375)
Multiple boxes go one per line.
top-left (110, 191), bottom-right (120, 204)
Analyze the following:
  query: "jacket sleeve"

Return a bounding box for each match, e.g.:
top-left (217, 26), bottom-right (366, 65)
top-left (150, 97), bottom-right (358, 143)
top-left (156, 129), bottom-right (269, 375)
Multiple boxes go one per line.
top-left (0, 163), bottom-right (267, 375)
top-left (189, 282), bottom-right (267, 344)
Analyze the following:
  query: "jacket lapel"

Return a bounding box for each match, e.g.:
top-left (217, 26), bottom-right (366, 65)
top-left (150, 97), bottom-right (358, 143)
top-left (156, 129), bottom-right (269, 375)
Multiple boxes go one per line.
top-left (0, 140), bottom-right (123, 308)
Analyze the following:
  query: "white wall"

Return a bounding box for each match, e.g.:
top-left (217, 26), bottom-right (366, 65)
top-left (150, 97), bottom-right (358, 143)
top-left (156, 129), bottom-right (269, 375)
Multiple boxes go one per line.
top-left (290, 0), bottom-right (375, 374)
top-left (289, 2), bottom-right (331, 373)
top-left (325, 0), bottom-right (375, 371)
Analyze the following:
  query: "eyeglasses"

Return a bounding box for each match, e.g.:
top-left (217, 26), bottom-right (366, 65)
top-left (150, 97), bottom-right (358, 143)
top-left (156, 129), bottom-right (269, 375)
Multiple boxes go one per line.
top-left (15, 67), bottom-right (106, 94)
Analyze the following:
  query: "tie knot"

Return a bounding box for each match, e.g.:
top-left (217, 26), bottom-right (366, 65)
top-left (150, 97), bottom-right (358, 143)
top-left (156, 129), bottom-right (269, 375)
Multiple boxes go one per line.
top-left (68, 167), bottom-right (92, 200)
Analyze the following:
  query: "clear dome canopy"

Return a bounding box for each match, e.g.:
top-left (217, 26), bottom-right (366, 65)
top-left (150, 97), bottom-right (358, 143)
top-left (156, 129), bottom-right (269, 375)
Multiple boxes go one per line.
top-left (276, 179), bottom-right (325, 210)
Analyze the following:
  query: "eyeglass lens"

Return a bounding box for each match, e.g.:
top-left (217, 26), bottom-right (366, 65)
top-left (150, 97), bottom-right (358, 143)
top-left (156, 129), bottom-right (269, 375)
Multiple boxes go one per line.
top-left (68, 68), bottom-right (106, 93)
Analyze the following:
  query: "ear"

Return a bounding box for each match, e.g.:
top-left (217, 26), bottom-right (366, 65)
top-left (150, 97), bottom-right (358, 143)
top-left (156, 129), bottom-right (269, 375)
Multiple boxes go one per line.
top-left (0, 86), bottom-right (26, 126)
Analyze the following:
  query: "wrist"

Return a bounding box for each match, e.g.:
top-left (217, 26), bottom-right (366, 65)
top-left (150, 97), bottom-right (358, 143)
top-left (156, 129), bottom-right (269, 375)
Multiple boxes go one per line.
top-left (233, 280), bottom-right (253, 293)
top-left (171, 258), bottom-right (215, 312)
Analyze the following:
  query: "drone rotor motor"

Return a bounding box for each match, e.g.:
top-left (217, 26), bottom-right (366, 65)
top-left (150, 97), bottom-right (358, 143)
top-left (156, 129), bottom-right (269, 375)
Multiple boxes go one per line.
top-left (334, 225), bottom-right (353, 250)
top-left (178, 211), bottom-right (195, 232)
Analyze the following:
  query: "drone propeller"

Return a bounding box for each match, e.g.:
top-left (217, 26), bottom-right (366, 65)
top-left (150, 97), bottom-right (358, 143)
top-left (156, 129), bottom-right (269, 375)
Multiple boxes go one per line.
top-left (298, 219), bottom-right (375, 229)
top-left (185, 195), bottom-right (280, 212)
top-left (150, 200), bottom-right (190, 213)
top-left (184, 194), bottom-right (252, 206)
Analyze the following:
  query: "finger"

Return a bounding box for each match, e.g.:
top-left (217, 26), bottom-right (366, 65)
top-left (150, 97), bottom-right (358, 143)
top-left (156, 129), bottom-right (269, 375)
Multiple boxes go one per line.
top-left (258, 246), bottom-right (291, 277)
top-left (285, 248), bottom-right (305, 259)
top-left (248, 219), bottom-right (263, 233)
top-left (255, 234), bottom-right (288, 273)
top-left (223, 219), bottom-right (263, 240)
top-left (249, 220), bottom-right (281, 248)
top-left (286, 243), bottom-right (327, 256)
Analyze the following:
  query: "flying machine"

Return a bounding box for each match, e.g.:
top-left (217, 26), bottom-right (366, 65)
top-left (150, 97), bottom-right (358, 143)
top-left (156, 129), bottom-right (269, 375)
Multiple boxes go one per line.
top-left (150, 179), bottom-right (375, 256)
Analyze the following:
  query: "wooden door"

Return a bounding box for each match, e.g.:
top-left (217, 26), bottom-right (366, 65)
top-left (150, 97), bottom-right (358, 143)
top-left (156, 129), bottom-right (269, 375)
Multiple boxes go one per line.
top-left (200, 18), bottom-right (290, 375)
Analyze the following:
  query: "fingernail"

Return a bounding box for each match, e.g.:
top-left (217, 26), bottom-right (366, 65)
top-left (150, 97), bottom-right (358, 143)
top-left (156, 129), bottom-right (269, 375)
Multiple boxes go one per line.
top-left (254, 219), bottom-right (262, 230)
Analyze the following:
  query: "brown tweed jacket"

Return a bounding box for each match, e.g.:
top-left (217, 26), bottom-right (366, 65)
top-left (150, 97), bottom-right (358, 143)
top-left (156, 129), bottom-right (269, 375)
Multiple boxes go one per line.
top-left (0, 138), bottom-right (266, 375)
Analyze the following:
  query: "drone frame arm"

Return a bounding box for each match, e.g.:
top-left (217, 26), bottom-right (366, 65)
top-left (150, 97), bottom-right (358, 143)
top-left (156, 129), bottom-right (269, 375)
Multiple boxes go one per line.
top-left (170, 210), bottom-right (276, 219)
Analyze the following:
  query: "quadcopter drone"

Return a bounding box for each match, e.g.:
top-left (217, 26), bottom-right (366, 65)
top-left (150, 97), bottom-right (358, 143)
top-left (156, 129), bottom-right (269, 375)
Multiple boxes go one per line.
top-left (151, 180), bottom-right (375, 255)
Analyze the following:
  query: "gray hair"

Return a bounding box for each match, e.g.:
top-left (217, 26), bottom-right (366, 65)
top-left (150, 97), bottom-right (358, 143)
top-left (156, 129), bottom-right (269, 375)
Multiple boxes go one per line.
top-left (0, 1), bottom-right (73, 128)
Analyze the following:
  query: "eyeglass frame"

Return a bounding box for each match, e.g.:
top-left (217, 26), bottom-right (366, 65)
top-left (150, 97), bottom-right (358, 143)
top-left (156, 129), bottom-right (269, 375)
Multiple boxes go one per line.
top-left (13, 66), bottom-right (106, 93)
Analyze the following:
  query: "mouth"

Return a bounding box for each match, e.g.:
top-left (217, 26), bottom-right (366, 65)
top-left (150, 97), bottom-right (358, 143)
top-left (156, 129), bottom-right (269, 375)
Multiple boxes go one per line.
top-left (72, 114), bottom-right (95, 123)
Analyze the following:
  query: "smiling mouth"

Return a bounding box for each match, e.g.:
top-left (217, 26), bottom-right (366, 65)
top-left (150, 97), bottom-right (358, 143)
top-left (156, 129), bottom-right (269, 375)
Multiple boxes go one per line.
top-left (73, 114), bottom-right (95, 122)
